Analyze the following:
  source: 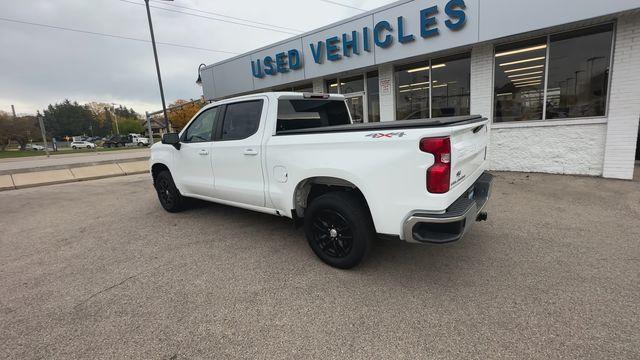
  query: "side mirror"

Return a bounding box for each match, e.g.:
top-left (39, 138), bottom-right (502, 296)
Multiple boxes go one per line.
top-left (162, 133), bottom-right (181, 150)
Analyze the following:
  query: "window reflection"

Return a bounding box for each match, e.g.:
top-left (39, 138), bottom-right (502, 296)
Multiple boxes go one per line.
top-left (395, 61), bottom-right (430, 120)
top-left (431, 54), bottom-right (470, 117)
top-left (494, 37), bottom-right (547, 122)
top-left (546, 24), bottom-right (613, 119)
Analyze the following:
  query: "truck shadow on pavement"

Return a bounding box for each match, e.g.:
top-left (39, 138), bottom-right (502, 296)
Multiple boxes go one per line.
top-left (177, 197), bottom-right (491, 279)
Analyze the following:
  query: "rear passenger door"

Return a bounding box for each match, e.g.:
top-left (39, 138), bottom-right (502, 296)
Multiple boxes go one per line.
top-left (211, 99), bottom-right (267, 207)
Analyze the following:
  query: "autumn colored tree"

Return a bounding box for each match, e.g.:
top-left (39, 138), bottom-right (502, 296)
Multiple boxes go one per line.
top-left (167, 99), bottom-right (205, 129)
top-left (0, 113), bottom-right (40, 150)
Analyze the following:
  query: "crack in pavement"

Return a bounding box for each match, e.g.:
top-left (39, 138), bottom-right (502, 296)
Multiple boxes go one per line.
top-left (73, 264), bottom-right (165, 309)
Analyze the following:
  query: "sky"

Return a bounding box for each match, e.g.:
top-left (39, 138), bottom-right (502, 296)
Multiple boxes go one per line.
top-left (0, 0), bottom-right (391, 116)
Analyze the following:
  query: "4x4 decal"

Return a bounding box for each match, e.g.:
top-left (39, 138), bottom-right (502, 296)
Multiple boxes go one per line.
top-left (365, 132), bottom-right (406, 139)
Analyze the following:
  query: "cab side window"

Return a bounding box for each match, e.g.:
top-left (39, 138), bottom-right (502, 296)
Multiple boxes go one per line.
top-left (183, 107), bottom-right (218, 143)
top-left (220, 100), bottom-right (263, 141)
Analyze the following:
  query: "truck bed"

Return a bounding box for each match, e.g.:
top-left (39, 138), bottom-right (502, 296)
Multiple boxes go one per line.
top-left (275, 115), bottom-right (485, 135)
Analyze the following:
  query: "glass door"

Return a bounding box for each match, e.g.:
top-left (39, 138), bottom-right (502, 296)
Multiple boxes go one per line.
top-left (345, 93), bottom-right (365, 123)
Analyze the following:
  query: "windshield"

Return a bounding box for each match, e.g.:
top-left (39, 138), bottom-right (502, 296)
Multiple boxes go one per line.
top-left (276, 99), bottom-right (351, 133)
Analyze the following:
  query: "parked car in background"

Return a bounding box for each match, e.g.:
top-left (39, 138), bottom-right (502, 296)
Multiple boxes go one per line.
top-left (71, 141), bottom-right (96, 149)
top-left (103, 135), bottom-right (128, 148)
top-left (25, 144), bottom-right (45, 151)
top-left (128, 133), bottom-right (150, 146)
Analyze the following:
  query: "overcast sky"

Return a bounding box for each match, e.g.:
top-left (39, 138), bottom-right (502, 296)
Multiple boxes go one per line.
top-left (0, 0), bottom-right (390, 115)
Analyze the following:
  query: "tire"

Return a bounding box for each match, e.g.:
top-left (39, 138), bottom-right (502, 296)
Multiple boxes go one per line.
top-left (154, 170), bottom-right (185, 213)
top-left (137, 142), bottom-right (143, 147)
top-left (72, 146), bottom-right (77, 149)
top-left (304, 191), bottom-right (374, 269)
top-left (86, 145), bottom-right (91, 149)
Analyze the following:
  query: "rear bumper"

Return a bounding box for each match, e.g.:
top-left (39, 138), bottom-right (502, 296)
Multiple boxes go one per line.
top-left (402, 172), bottom-right (494, 244)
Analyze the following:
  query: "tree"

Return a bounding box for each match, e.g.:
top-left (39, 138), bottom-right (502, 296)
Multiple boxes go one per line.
top-left (0, 111), bottom-right (11, 151)
top-left (0, 114), bottom-right (40, 150)
top-left (117, 118), bottom-right (144, 134)
top-left (42, 100), bottom-right (96, 138)
top-left (167, 99), bottom-right (205, 129)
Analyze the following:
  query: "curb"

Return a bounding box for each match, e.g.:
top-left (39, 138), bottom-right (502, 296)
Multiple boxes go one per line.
top-left (0, 160), bottom-right (149, 191)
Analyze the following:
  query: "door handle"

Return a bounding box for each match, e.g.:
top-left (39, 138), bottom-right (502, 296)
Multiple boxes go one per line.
top-left (243, 148), bottom-right (258, 156)
top-left (198, 149), bottom-right (209, 155)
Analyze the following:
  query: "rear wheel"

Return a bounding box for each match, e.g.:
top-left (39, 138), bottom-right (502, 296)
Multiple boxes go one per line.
top-left (86, 145), bottom-right (91, 149)
top-left (154, 170), bottom-right (185, 212)
top-left (304, 191), bottom-right (374, 269)
top-left (72, 146), bottom-right (77, 149)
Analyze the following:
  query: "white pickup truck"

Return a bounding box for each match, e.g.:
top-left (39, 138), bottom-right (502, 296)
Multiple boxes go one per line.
top-left (150, 92), bottom-right (493, 268)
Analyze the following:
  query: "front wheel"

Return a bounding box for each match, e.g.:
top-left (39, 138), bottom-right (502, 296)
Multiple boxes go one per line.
top-left (86, 145), bottom-right (91, 149)
top-left (154, 170), bottom-right (185, 212)
top-left (304, 191), bottom-right (374, 269)
top-left (72, 146), bottom-right (77, 149)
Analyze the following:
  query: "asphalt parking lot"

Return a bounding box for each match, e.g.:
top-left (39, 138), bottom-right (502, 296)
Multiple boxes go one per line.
top-left (1, 171), bottom-right (639, 359)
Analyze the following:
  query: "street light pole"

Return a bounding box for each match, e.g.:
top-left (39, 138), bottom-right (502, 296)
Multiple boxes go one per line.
top-left (144, 0), bottom-right (171, 131)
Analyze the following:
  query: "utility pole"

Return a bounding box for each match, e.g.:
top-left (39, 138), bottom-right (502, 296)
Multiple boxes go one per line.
top-left (37, 114), bottom-right (50, 158)
top-left (144, 0), bottom-right (172, 132)
top-left (111, 104), bottom-right (120, 134)
top-left (145, 111), bottom-right (154, 144)
top-left (11, 105), bottom-right (16, 119)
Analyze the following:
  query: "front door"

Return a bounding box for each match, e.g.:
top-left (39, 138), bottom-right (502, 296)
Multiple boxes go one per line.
top-left (172, 107), bottom-right (219, 197)
top-left (344, 93), bottom-right (366, 123)
top-left (211, 98), bottom-right (267, 207)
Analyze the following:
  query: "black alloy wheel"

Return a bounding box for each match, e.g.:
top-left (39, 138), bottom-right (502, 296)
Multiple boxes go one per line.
top-left (154, 170), bottom-right (184, 212)
top-left (304, 191), bottom-right (373, 269)
top-left (310, 209), bottom-right (354, 258)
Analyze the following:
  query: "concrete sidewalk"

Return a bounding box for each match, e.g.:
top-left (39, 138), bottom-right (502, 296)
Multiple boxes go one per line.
top-left (0, 159), bottom-right (149, 191)
top-left (0, 148), bottom-right (149, 174)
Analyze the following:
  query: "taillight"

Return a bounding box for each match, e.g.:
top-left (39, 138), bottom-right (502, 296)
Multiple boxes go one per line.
top-left (420, 137), bottom-right (451, 193)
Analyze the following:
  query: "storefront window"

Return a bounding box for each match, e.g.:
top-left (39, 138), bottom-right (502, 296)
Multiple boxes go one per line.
top-left (395, 61), bottom-right (430, 120)
top-left (494, 23), bottom-right (613, 123)
top-left (292, 83), bottom-right (313, 93)
top-left (494, 37), bottom-right (547, 122)
top-left (341, 76), bottom-right (364, 94)
top-left (326, 79), bottom-right (340, 94)
top-left (431, 54), bottom-right (470, 117)
top-left (366, 71), bottom-right (380, 122)
top-left (546, 24), bottom-right (613, 119)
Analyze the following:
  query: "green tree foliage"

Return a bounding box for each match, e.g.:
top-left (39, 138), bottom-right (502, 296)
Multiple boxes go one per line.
top-left (117, 118), bottom-right (144, 134)
top-left (42, 100), bottom-right (96, 138)
top-left (43, 100), bottom-right (141, 138)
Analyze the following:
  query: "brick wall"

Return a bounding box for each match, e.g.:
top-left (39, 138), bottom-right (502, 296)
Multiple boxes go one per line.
top-left (602, 13), bottom-right (640, 179)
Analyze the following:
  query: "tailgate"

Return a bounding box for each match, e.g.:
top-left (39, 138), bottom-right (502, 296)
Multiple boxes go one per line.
top-left (449, 122), bottom-right (489, 190)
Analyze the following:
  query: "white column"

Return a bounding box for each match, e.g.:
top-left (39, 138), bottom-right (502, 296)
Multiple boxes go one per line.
top-left (602, 14), bottom-right (640, 179)
top-left (312, 78), bottom-right (324, 93)
top-left (470, 43), bottom-right (494, 120)
top-left (378, 63), bottom-right (395, 122)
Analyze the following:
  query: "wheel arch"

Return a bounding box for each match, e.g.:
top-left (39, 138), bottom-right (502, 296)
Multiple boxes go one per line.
top-left (292, 176), bottom-right (372, 220)
top-left (151, 162), bottom-right (170, 183)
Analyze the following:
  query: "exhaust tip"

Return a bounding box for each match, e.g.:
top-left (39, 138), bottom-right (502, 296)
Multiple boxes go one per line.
top-left (476, 211), bottom-right (488, 222)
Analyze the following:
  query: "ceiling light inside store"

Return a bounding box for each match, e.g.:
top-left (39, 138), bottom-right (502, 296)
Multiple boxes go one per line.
top-left (508, 71), bottom-right (543, 78)
top-left (406, 63), bottom-right (446, 73)
top-left (499, 56), bottom-right (546, 67)
top-left (510, 76), bottom-right (541, 82)
top-left (515, 82), bottom-right (541, 88)
top-left (495, 44), bottom-right (547, 57)
top-left (504, 64), bottom-right (544, 73)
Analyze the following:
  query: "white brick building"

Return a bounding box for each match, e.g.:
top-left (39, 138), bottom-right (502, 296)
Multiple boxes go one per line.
top-left (200, 0), bottom-right (640, 179)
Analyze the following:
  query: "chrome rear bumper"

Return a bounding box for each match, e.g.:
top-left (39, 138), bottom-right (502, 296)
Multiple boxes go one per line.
top-left (403, 172), bottom-right (493, 244)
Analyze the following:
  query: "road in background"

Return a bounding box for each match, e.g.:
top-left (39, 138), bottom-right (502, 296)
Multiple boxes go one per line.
top-left (1, 172), bottom-right (638, 359)
top-left (0, 148), bottom-right (149, 173)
